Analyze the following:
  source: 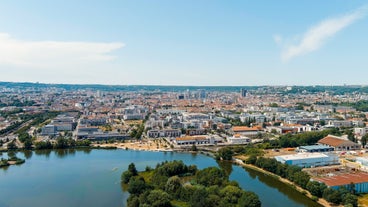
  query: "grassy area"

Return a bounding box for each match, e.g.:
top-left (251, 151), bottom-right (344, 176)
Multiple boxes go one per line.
top-left (358, 194), bottom-right (368, 207)
top-left (171, 200), bottom-right (190, 207)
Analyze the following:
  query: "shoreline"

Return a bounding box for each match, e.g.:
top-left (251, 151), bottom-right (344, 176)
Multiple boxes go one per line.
top-left (233, 159), bottom-right (333, 207)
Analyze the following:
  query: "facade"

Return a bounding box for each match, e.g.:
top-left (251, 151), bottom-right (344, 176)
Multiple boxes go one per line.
top-left (227, 134), bottom-right (251, 145)
top-left (314, 172), bottom-right (368, 193)
top-left (41, 125), bottom-right (57, 136)
top-left (147, 129), bottom-right (181, 138)
top-left (318, 135), bottom-right (361, 151)
top-left (298, 145), bottom-right (334, 153)
top-left (275, 153), bottom-right (339, 168)
top-left (232, 126), bottom-right (263, 138)
top-left (174, 136), bottom-right (217, 146)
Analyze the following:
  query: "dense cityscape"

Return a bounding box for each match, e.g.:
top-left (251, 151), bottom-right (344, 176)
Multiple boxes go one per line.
top-left (2, 82), bottom-right (368, 206)
top-left (1, 1), bottom-right (368, 206)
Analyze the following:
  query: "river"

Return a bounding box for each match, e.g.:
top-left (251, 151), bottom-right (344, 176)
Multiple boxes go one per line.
top-left (0, 149), bottom-right (321, 207)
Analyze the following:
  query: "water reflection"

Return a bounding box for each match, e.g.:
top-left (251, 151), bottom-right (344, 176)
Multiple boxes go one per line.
top-left (23, 150), bottom-right (33, 159)
top-left (217, 160), bottom-right (233, 177)
top-left (34, 149), bottom-right (52, 158)
top-left (243, 167), bottom-right (321, 207)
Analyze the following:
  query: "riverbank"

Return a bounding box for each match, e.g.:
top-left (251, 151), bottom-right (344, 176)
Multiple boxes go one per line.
top-left (233, 158), bottom-right (333, 207)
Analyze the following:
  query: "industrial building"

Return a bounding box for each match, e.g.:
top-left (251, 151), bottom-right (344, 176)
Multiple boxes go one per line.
top-left (298, 145), bottom-right (334, 153)
top-left (275, 153), bottom-right (339, 168)
top-left (314, 172), bottom-right (368, 193)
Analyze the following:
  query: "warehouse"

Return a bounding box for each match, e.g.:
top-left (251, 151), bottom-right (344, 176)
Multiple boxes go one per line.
top-left (275, 153), bottom-right (339, 168)
top-left (298, 145), bottom-right (334, 153)
top-left (314, 172), bottom-right (368, 193)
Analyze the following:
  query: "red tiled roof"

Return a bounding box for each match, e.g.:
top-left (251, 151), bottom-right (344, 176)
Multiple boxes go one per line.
top-left (314, 172), bottom-right (368, 187)
top-left (233, 126), bottom-right (260, 132)
top-left (318, 135), bottom-right (356, 147)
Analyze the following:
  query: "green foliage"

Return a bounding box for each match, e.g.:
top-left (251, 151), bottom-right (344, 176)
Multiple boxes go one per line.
top-left (123, 160), bottom-right (261, 207)
top-left (362, 134), bottom-right (368, 147)
top-left (34, 140), bottom-right (53, 150)
top-left (128, 176), bottom-right (149, 195)
top-left (128, 163), bottom-right (138, 176)
top-left (165, 176), bottom-right (182, 199)
top-left (7, 140), bottom-right (17, 150)
top-left (238, 191), bottom-right (262, 207)
top-left (246, 155), bottom-right (258, 164)
top-left (195, 167), bottom-right (226, 187)
top-left (276, 128), bottom-right (340, 148)
top-left (306, 181), bottom-right (327, 198)
top-left (216, 147), bottom-right (234, 161)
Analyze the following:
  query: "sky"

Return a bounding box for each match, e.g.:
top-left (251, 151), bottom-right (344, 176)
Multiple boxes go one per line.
top-left (0, 0), bottom-right (367, 86)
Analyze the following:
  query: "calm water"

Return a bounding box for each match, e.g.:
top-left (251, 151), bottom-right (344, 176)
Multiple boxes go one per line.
top-left (0, 149), bottom-right (320, 207)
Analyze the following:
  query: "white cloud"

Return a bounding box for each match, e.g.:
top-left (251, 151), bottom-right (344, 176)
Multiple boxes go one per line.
top-left (0, 33), bottom-right (124, 68)
top-left (279, 5), bottom-right (368, 62)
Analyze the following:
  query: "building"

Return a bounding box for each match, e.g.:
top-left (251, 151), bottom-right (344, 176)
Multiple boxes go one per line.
top-left (174, 136), bottom-right (217, 146)
top-left (240, 88), bottom-right (247, 97)
top-left (147, 129), bottom-right (181, 138)
top-left (318, 135), bottom-right (361, 151)
top-left (227, 134), bottom-right (251, 145)
top-left (328, 120), bottom-right (352, 128)
top-left (41, 125), bottom-right (57, 136)
top-left (275, 153), bottom-right (339, 168)
top-left (314, 172), bottom-right (368, 193)
top-left (298, 145), bottom-right (334, 153)
top-left (232, 126), bottom-right (263, 138)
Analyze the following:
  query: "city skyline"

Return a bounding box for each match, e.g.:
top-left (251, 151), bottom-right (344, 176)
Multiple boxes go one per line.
top-left (1, 1), bottom-right (367, 86)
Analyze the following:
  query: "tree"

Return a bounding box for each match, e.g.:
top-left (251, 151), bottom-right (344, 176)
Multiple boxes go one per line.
top-left (128, 163), bottom-right (138, 176)
top-left (306, 181), bottom-right (326, 198)
top-left (54, 137), bottom-right (68, 149)
top-left (191, 144), bottom-right (197, 151)
top-left (145, 189), bottom-right (172, 207)
top-left (246, 155), bottom-right (257, 165)
top-left (24, 139), bottom-right (33, 150)
top-left (195, 167), bottom-right (226, 187)
top-left (7, 140), bottom-right (17, 150)
top-left (128, 176), bottom-right (148, 195)
top-left (362, 134), bottom-right (368, 148)
top-left (343, 193), bottom-right (358, 207)
top-left (217, 147), bottom-right (234, 161)
top-left (165, 176), bottom-right (182, 199)
top-left (239, 191), bottom-right (261, 207)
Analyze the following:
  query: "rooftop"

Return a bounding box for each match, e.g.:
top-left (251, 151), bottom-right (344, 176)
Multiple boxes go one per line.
top-left (299, 145), bottom-right (334, 151)
top-left (276, 153), bottom-right (330, 161)
top-left (314, 172), bottom-right (368, 187)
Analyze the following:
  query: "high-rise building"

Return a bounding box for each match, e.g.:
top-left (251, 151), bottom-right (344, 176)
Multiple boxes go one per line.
top-left (241, 88), bottom-right (247, 97)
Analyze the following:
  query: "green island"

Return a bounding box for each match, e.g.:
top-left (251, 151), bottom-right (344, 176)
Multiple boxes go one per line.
top-left (121, 160), bottom-right (261, 207)
top-left (0, 155), bottom-right (25, 168)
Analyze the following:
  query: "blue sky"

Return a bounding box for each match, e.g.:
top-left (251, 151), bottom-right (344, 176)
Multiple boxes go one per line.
top-left (0, 0), bottom-right (367, 86)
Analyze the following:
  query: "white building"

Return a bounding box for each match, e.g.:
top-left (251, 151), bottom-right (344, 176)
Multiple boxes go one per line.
top-left (275, 153), bottom-right (339, 168)
top-left (227, 134), bottom-right (251, 145)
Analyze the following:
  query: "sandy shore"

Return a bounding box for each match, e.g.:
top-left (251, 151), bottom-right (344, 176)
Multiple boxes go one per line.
top-left (92, 139), bottom-right (174, 152)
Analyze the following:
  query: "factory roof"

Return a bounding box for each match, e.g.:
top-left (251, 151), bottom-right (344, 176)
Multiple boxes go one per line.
top-left (276, 153), bottom-right (330, 161)
top-left (314, 172), bottom-right (368, 187)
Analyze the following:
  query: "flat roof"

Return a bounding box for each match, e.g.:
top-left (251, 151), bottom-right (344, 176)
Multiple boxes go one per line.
top-left (299, 145), bottom-right (334, 150)
top-left (314, 172), bottom-right (368, 186)
top-left (276, 153), bottom-right (329, 161)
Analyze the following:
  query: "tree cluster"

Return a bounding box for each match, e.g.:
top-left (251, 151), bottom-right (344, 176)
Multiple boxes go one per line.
top-left (273, 128), bottom-right (340, 148)
top-left (122, 161), bottom-right (261, 207)
top-left (34, 138), bottom-right (91, 150)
